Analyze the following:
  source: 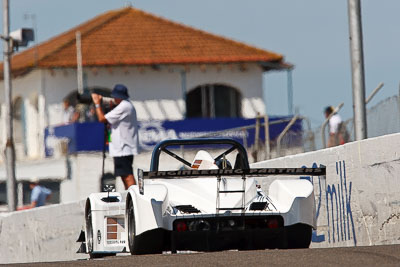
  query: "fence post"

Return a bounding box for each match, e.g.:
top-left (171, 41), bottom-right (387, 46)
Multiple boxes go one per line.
top-left (264, 115), bottom-right (270, 160)
top-left (301, 116), bottom-right (315, 152)
top-left (276, 115), bottom-right (299, 157)
top-left (242, 128), bottom-right (248, 151)
top-left (365, 82), bottom-right (384, 105)
top-left (254, 115), bottom-right (260, 161)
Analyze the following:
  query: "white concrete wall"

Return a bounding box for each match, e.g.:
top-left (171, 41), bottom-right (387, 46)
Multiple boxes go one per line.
top-left (0, 201), bottom-right (87, 264)
top-left (1, 133), bottom-right (399, 263)
top-left (252, 132), bottom-right (400, 248)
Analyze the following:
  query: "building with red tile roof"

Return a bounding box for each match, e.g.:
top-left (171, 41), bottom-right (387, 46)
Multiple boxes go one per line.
top-left (0, 7), bottom-right (297, 206)
top-left (1, 7), bottom-right (289, 78)
top-left (0, 6), bottom-right (291, 161)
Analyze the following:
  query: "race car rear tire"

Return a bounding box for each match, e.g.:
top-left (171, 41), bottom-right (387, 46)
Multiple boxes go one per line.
top-left (127, 198), bottom-right (163, 255)
top-left (85, 200), bottom-right (116, 258)
top-left (285, 223), bottom-right (312, 249)
top-left (85, 201), bottom-right (95, 257)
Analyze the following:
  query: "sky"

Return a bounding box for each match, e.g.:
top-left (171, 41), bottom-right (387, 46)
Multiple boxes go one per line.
top-left (2, 0), bottom-right (400, 128)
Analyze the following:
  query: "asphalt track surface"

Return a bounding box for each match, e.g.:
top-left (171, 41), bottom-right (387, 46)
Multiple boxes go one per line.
top-left (10, 244), bottom-right (400, 267)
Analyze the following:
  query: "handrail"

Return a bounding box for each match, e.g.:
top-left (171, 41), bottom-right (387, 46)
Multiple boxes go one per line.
top-left (321, 103), bottom-right (344, 148)
top-left (301, 116), bottom-right (315, 151)
top-left (366, 82), bottom-right (384, 104)
top-left (197, 117), bottom-right (293, 138)
top-left (276, 115), bottom-right (299, 157)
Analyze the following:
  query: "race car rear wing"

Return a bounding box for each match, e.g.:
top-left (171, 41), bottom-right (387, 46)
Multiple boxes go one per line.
top-left (137, 166), bottom-right (326, 195)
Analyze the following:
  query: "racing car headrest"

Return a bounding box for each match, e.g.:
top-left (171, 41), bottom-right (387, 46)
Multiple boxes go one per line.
top-left (191, 150), bottom-right (219, 170)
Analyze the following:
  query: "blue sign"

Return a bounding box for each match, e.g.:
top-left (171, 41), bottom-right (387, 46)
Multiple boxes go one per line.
top-left (138, 117), bottom-right (302, 150)
top-left (44, 116), bottom-right (302, 156)
top-left (45, 122), bottom-right (106, 156)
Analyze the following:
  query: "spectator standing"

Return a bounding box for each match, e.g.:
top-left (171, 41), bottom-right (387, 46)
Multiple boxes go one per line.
top-left (63, 99), bottom-right (79, 124)
top-left (91, 84), bottom-right (139, 189)
top-left (324, 106), bottom-right (348, 147)
top-left (85, 104), bottom-right (98, 122)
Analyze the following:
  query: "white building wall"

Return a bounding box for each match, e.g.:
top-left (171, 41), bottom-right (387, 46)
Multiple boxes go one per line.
top-left (0, 105), bottom-right (5, 155)
top-left (0, 69), bottom-right (42, 103)
top-left (24, 99), bottom-right (40, 158)
top-left (0, 70), bottom-right (44, 159)
top-left (0, 63), bottom-right (265, 160)
top-left (41, 63), bottom-right (263, 104)
top-left (59, 154), bottom-right (113, 203)
top-left (185, 64), bottom-right (263, 98)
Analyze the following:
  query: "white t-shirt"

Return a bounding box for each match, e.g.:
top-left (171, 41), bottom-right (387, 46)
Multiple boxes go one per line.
top-left (329, 114), bottom-right (342, 134)
top-left (105, 100), bottom-right (140, 157)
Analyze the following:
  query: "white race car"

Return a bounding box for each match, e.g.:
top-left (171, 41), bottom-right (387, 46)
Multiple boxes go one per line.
top-left (80, 138), bottom-right (325, 257)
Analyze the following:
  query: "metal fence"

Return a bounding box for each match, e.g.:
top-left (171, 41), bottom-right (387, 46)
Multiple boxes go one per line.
top-left (313, 94), bottom-right (399, 151)
top-left (197, 93), bottom-right (399, 162)
top-left (198, 115), bottom-right (309, 162)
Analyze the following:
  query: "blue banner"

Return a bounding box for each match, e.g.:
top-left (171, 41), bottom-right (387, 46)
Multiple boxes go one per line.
top-left (138, 117), bottom-right (302, 150)
top-left (45, 122), bottom-right (106, 156)
top-left (44, 116), bottom-right (302, 156)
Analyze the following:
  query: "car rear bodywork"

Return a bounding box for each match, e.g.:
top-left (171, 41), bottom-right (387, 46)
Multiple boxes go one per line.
top-left (81, 138), bottom-right (325, 256)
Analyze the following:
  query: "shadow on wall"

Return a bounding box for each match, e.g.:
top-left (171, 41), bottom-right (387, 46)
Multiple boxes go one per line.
top-left (301, 161), bottom-right (357, 246)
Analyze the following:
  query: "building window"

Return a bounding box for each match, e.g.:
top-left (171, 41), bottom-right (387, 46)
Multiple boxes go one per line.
top-left (0, 182), bottom-right (6, 207)
top-left (22, 180), bottom-right (60, 205)
top-left (0, 180), bottom-right (60, 208)
top-left (186, 84), bottom-right (241, 118)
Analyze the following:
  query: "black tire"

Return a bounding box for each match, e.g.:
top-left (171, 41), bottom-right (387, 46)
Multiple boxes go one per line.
top-left (85, 200), bottom-right (116, 258)
top-left (127, 198), bottom-right (163, 255)
top-left (85, 201), bottom-right (95, 257)
top-left (285, 223), bottom-right (312, 249)
top-left (127, 198), bottom-right (137, 254)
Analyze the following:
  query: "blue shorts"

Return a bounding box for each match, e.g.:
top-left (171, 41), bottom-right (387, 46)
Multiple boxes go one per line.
top-left (113, 155), bottom-right (133, 177)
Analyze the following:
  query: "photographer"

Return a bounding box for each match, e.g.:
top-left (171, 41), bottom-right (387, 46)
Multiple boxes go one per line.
top-left (91, 84), bottom-right (139, 189)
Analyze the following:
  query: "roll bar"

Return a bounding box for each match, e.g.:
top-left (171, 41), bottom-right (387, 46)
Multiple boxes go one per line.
top-left (149, 138), bottom-right (250, 171)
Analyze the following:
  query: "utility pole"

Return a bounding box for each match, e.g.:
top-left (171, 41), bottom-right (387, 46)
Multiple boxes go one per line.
top-left (347, 0), bottom-right (367, 140)
top-left (3, 0), bottom-right (17, 211)
top-left (76, 31), bottom-right (83, 95)
top-left (287, 68), bottom-right (293, 115)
